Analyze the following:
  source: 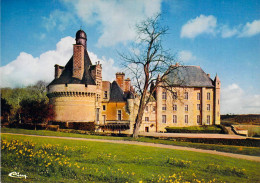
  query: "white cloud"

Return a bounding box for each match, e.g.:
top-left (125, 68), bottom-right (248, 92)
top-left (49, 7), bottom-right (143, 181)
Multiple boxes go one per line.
top-left (42, 10), bottom-right (75, 32)
top-left (0, 37), bottom-right (120, 88)
top-left (88, 52), bottom-right (121, 82)
top-left (239, 19), bottom-right (260, 37)
top-left (181, 15), bottom-right (217, 38)
top-left (178, 50), bottom-right (196, 62)
top-left (62, 0), bottom-right (162, 47)
top-left (221, 84), bottom-right (260, 114)
top-left (220, 25), bottom-right (239, 38)
top-left (181, 15), bottom-right (260, 39)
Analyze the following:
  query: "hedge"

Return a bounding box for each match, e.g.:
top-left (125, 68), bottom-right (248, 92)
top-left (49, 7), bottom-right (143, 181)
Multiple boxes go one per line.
top-left (165, 125), bottom-right (222, 134)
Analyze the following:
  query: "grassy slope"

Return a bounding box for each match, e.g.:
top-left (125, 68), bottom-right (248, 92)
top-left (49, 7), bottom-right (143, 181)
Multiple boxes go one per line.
top-left (1, 134), bottom-right (260, 183)
top-left (2, 128), bottom-right (260, 156)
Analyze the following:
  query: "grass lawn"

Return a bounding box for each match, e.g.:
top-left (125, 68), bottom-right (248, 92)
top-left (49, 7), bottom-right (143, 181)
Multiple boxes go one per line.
top-left (2, 128), bottom-right (260, 156)
top-left (1, 134), bottom-right (260, 183)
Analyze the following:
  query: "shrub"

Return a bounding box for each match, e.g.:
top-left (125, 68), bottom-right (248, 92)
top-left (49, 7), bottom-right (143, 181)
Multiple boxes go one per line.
top-left (165, 125), bottom-right (222, 134)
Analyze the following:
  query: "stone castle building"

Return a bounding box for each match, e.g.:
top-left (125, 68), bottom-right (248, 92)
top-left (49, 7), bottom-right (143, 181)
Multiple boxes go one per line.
top-left (47, 30), bottom-right (220, 133)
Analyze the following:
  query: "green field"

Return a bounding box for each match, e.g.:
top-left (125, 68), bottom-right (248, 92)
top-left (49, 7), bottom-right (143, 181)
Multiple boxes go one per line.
top-left (2, 128), bottom-right (260, 156)
top-left (1, 134), bottom-right (260, 183)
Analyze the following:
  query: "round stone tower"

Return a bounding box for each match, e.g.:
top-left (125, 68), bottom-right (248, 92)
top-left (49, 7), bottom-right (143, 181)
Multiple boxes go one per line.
top-left (47, 29), bottom-right (99, 124)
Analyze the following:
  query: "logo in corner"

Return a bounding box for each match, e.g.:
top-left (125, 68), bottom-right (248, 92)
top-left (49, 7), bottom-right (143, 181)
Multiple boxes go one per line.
top-left (8, 172), bottom-right (27, 179)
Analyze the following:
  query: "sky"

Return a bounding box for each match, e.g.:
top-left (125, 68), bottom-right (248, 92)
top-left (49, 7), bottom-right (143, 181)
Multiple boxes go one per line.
top-left (1, 0), bottom-right (260, 114)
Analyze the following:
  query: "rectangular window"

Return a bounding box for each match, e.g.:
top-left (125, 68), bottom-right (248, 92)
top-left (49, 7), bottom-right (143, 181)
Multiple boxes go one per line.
top-left (104, 91), bottom-right (108, 99)
top-left (103, 105), bottom-right (106, 111)
top-left (197, 93), bottom-right (201, 100)
top-left (162, 91), bottom-right (167, 99)
top-left (145, 117), bottom-right (149, 122)
top-left (145, 106), bottom-right (148, 112)
top-left (173, 115), bottom-right (177, 123)
top-left (185, 115), bottom-right (188, 124)
top-left (207, 115), bottom-right (210, 124)
top-left (207, 92), bottom-right (211, 100)
top-left (207, 104), bottom-right (210, 111)
top-left (117, 110), bottom-right (122, 121)
top-left (173, 92), bottom-right (178, 100)
top-left (173, 104), bottom-right (177, 111)
top-left (153, 106), bottom-right (156, 112)
top-left (184, 92), bottom-right (188, 99)
top-left (197, 104), bottom-right (200, 110)
top-left (185, 105), bottom-right (188, 111)
top-left (162, 115), bottom-right (166, 123)
top-left (197, 115), bottom-right (201, 124)
top-left (162, 104), bottom-right (166, 111)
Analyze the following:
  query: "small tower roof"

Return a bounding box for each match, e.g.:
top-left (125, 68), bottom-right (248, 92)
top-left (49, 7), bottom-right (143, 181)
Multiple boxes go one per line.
top-left (76, 29), bottom-right (87, 40)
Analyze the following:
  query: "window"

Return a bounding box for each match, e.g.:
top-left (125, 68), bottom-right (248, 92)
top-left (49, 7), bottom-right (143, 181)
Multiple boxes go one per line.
top-left (207, 92), bottom-right (211, 100)
top-left (104, 91), bottom-right (108, 99)
top-left (184, 92), bottom-right (188, 99)
top-left (173, 115), bottom-right (177, 123)
top-left (145, 106), bottom-right (148, 112)
top-left (145, 117), bottom-right (149, 122)
top-left (117, 110), bottom-right (122, 121)
top-left (207, 115), bottom-right (210, 124)
top-left (162, 104), bottom-right (166, 111)
top-left (197, 93), bottom-right (201, 100)
top-left (103, 105), bottom-right (106, 111)
top-left (162, 115), bottom-right (166, 123)
top-left (173, 104), bottom-right (177, 111)
top-left (162, 91), bottom-right (167, 99)
top-left (207, 104), bottom-right (210, 111)
top-left (153, 106), bottom-right (156, 112)
top-left (197, 104), bottom-right (200, 110)
top-left (185, 105), bottom-right (188, 111)
top-left (185, 115), bottom-right (188, 124)
top-left (173, 92), bottom-right (178, 100)
top-left (197, 115), bottom-right (201, 124)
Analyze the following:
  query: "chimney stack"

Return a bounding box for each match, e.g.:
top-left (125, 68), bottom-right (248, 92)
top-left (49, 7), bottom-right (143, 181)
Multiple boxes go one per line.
top-left (124, 78), bottom-right (131, 92)
top-left (116, 72), bottom-right (125, 91)
top-left (54, 64), bottom-right (65, 79)
top-left (72, 44), bottom-right (84, 79)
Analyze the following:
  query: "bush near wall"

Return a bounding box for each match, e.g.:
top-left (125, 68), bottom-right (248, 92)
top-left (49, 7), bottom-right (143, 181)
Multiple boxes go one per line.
top-left (8, 123), bottom-right (47, 130)
top-left (165, 125), bottom-right (222, 134)
top-left (50, 121), bottom-right (95, 131)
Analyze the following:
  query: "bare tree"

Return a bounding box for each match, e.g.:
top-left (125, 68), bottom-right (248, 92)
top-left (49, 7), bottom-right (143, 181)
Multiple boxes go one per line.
top-left (119, 14), bottom-right (177, 138)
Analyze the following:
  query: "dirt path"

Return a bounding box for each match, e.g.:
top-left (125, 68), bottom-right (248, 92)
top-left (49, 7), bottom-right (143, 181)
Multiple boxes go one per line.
top-left (2, 133), bottom-right (260, 162)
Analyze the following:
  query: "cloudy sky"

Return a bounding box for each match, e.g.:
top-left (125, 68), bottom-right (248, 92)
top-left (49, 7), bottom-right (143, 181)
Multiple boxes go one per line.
top-left (1, 0), bottom-right (260, 114)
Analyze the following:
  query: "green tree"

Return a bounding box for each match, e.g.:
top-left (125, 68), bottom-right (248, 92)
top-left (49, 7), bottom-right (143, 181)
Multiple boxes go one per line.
top-left (20, 99), bottom-right (54, 130)
top-left (1, 97), bottom-right (12, 122)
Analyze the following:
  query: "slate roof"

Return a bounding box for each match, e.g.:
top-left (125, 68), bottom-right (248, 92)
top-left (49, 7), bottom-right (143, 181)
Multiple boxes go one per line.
top-left (109, 81), bottom-right (126, 102)
top-left (166, 66), bottom-right (214, 87)
top-left (48, 50), bottom-right (95, 86)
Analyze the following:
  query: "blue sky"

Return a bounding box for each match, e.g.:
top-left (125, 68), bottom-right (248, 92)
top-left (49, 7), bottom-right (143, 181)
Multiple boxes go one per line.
top-left (1, 0), bottom-right (260, 114)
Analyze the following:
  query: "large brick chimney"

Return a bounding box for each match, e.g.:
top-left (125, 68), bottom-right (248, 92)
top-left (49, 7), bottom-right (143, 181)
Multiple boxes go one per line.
top-left (72, 44), bottom-right (84, 79)
top-left (116, 72), bottom-right (125, 91)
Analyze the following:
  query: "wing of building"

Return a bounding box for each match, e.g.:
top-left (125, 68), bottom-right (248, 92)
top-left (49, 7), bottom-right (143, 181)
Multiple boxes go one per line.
top-left (47, 30), bottom-right (221, 134)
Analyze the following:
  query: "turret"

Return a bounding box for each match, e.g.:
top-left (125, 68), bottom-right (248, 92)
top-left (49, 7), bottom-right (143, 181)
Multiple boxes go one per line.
top-left (75, 29), bottom-right (87, 49)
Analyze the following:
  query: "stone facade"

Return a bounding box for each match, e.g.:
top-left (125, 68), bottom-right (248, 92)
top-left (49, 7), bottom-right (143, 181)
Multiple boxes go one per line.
top-left (47, 30), bottom-right (221, 134)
